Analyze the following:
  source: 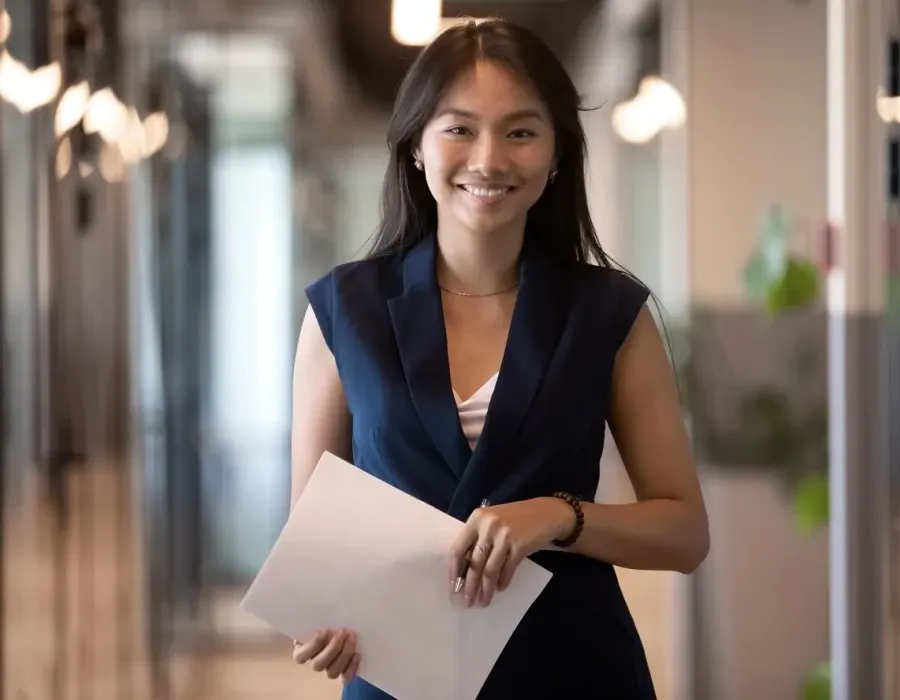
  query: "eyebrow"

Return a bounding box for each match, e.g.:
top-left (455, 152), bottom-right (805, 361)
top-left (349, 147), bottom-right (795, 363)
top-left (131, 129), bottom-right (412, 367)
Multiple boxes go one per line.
top-left (434, 107), bottom-right (547, 124)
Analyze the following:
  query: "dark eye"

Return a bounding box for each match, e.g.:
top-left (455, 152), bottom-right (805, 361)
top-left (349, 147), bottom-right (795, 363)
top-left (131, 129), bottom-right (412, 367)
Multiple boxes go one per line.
top-left (509, 129), bottom-right (536, 139)
top-left (445, 126), bottom-right (472, 136)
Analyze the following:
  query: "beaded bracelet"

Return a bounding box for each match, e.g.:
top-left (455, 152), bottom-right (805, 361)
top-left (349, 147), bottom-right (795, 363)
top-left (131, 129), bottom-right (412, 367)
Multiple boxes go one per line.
top-left (551, 491), bottom-right (584, 547)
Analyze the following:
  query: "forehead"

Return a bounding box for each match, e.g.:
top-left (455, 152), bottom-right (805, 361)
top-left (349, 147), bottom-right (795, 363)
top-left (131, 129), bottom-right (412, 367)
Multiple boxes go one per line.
top-left (433, 60), bottom-right (548, 121)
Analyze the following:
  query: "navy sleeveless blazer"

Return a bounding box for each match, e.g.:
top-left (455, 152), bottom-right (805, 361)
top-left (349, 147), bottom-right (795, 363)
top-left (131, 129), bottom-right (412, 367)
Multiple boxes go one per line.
top-left (305, 233), bottom-right (657, 699)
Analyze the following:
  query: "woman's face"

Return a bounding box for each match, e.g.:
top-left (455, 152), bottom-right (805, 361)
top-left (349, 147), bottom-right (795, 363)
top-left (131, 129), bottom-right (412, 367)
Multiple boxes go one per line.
top-left (416, 60), bottom-right (556, 239)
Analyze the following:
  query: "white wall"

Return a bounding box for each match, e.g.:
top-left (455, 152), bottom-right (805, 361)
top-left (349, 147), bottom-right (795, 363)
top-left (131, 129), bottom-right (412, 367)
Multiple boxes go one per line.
top-left (702, 470), bottom-right (830, 700)
top-left (685, 0), bottom-right (827, 306)
top-left (672, 1), bottom-right (830, 698)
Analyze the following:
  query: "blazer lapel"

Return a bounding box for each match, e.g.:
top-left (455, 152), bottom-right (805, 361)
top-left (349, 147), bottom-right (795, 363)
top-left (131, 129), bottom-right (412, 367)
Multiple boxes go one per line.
top-left (448, 238), bottom-right (568, 518)
top-left (387, 236), bottom-right (471, 479)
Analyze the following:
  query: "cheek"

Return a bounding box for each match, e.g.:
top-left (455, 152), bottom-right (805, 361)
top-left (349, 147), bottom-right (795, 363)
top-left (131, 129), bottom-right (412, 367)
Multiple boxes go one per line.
top-left (517, 146), bottom-right (553, 176)
top-left (421, 152), bottom-right (459, 196)
top-left (420, 156), bottom-right (450, 196)
top-left (520, 161), bottom-right (552, 196)
top-left (425, 170), bottom-right (457, 202)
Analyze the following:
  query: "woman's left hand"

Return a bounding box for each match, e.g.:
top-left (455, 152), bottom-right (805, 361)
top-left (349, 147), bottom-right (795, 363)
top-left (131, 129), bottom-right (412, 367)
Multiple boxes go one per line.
top-left (448, 498), bottom-right (575, 607)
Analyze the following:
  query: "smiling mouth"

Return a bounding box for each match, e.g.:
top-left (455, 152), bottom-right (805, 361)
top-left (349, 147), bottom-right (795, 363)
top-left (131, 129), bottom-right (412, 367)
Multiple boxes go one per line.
top-left (457, 184), bottom-right (517, 204)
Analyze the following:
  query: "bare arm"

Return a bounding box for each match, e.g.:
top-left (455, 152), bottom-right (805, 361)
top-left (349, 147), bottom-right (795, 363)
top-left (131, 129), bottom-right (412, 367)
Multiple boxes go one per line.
top-left (557, 305), bottom-right (710, 574)
top-left (290, 304), bottom-right (353, 508)
top-left (288, 305), bottom-right (360, 679)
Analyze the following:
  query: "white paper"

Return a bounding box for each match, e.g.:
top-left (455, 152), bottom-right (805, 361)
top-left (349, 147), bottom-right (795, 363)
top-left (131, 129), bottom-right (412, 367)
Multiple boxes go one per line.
top-left (241, 451), bottom-right (552, 700)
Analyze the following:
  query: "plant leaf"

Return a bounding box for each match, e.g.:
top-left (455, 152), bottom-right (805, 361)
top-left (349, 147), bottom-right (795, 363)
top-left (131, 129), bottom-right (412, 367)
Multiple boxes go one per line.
top-left (744, 253), bottom-right (770, 300)
top-left (794, 473), bottom-right (829, 534)
top-left (760, 206), bottom-right (790, 278)
top-left (800, 660), bottom-right (831, 700)
top-left (765, 258), bottom-right (820, 314)
top-left (762, 204), bottom-right (790, 242)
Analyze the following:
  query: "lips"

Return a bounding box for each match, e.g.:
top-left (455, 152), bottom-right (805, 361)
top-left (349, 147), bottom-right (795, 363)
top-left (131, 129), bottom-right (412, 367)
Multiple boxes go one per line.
top-left (457, 184), bottom-right (517, 204)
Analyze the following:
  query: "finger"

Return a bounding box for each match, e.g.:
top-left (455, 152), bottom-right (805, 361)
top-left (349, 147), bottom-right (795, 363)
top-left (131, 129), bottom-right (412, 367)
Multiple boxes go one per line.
top-left (326, 631), bottom-right (357, 680)
top-left (448, 523), bottom-right (479, 585)
top-left (479, 540), bottom-right (510, 606)
top-left (293, 629), bottom-right (330, 665)
top-left (497, 547), bottom-right (524, 592)
top-left (463, 542), bottom-right (490, 605)
top-left (342, 652), bottom-right (362, 684)
top-left (310, 629), bottom-right (347, 673)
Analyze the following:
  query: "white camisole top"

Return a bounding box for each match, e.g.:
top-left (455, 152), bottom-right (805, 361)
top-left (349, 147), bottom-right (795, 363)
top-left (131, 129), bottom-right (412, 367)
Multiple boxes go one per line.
top-left (453, 372), bottom-right (499, 450)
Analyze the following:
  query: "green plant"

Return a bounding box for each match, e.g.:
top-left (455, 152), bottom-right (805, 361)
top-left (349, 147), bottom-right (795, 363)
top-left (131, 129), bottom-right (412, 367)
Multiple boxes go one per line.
top-left (800, 660), bottom-right (831, 700)
top-left (744, 205), bottom-right (820, 316)
top-left (793, 472), bottom-right (829, 534)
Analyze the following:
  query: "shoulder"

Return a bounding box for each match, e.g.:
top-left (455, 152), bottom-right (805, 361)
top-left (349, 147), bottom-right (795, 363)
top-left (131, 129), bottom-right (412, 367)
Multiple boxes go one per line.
top-left (565, 262), bottom-right (652, 349)
top-left (304, 255), bottom-right (401, 352)
top-left (306, 255), bottom-right (401, 307)
top-left (567, 261), bottom-right (648, 295)
top-left (309, 255), bottom-right (400, 294)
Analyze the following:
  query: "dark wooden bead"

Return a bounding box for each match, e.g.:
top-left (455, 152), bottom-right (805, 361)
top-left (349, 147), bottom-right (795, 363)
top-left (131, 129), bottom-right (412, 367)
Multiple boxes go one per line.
top-left (551, 491), bottom-right (584, 547)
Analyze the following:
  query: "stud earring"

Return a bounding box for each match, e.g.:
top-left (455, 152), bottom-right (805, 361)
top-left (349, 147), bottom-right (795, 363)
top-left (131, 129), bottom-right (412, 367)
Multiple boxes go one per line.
top-left (549, 169), bottom-right (558, 183)
top-left (414, 157), bottom-right (424, 171)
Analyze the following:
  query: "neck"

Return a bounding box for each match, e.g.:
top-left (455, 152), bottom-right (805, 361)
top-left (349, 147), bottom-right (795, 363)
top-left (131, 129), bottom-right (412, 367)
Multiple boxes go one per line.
top-left (435, 224), bottom-right (524, 295)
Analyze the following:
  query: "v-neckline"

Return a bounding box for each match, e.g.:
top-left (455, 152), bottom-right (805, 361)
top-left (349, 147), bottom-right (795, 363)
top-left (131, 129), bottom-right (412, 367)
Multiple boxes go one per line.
top-left (452, 372), bottom-right (499, 406)
top-left (387, 232), bottom-right (567, 516)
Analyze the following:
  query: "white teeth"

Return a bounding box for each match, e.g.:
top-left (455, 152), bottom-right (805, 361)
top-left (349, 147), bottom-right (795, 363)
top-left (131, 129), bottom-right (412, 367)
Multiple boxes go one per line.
top-left (462, 185), bottom-right (510, 198)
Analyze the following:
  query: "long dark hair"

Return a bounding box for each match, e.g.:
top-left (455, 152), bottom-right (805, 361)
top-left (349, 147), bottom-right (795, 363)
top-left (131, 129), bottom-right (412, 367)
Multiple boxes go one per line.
top-left (365, 19), bottom-right (682, 394)
top-left (364, 18), bottom-right (612, 267)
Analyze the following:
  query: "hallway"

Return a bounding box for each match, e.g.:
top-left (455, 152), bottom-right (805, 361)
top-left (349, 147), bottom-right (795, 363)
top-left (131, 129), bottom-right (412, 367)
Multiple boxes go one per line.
top-left (3, 0), bottom-right (898, 697)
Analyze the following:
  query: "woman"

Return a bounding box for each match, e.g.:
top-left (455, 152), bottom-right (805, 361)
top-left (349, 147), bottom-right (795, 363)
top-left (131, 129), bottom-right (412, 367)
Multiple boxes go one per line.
top-left (290, 18), bottom-right (708, 700)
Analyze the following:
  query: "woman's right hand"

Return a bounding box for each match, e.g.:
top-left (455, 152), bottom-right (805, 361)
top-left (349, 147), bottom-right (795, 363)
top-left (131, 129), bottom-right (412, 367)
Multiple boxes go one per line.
top-left (292, 628), bottom-right (361, 683)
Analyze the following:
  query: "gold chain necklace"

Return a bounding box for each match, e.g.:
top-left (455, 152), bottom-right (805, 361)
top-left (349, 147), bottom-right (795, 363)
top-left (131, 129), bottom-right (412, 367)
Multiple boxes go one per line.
top-left (438, 281), bottom-right (519, 297)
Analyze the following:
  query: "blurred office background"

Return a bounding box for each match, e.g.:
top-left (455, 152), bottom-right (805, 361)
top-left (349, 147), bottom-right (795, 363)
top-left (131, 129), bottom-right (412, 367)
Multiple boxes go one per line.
top-left (1, 0), bottom-right (897, 698)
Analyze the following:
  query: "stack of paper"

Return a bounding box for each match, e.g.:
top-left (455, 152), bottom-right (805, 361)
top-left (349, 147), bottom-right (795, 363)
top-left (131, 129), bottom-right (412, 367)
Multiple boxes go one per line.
top-left (241, 452), bottom-right (552, 700)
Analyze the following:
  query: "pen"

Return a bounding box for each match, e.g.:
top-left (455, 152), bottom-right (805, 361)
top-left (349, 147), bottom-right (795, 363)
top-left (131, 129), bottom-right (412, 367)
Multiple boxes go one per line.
top-left (454, 499), bottom-right (491, 594)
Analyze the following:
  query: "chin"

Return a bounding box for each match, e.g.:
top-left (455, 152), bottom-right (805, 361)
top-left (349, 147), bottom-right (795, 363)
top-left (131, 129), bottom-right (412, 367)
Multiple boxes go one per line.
top-left (457, 204), bottom-right (527, 233)
top-left (460, 212), bottom-right (523, 236)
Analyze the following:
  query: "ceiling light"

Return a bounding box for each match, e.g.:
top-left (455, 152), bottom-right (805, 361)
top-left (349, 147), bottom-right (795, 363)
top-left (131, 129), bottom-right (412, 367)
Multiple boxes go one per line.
top-left (877, 86), bottom-right (900, 123)
top-left (391, 0), bottom-right (442, 47)
top-left (611, 76), bottom-right (686, 144)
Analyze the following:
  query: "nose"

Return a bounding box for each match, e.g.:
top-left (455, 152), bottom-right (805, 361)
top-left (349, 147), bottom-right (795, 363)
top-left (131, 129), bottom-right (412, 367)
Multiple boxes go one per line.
top-left (467, 132), bottom-right (510, 178)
